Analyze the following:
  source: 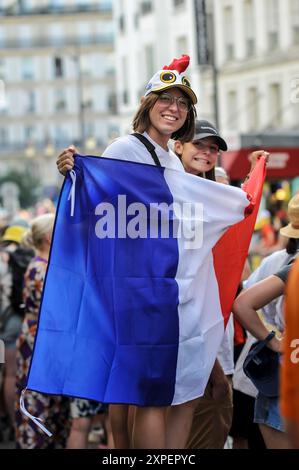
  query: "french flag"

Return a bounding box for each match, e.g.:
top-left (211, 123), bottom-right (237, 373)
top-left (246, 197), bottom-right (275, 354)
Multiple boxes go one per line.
top-left (26, 155), bottom-right (265, 407)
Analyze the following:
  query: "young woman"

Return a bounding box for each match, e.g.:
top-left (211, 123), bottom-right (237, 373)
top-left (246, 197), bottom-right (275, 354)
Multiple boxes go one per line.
top-left (56, 58), bottom-right (267, 449)
top-left (57, 56), bottom-right (197, 449)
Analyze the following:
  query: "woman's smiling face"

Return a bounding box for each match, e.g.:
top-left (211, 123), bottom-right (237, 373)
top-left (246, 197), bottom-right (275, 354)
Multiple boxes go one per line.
top-left (175, 137), bottom-right (219, 175)
top-left (147, 88), bottom-right (189, 141)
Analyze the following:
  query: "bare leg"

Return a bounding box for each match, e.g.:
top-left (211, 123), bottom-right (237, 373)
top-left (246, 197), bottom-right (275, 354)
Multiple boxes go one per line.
top-left (128, 405), bottom-right (136, 447)
top-left (109, 404), bottom-right (130, 449)
top-left (166, 399), bottom-right (199, 449)
top-left (105, 413), bottom-right (115, 449)
top-left (133, 406), bottom-right (167, 449)
top-left (259, 424), bottom-right (292, 449)
top-left (67, 417), bottom-right (92, 449)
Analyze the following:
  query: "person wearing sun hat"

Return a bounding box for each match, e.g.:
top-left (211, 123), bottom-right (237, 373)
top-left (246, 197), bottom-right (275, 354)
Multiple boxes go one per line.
top-left (280, 193), bottom-right (299, 240)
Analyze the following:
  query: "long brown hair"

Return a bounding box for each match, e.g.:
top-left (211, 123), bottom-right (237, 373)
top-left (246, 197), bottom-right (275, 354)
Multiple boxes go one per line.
top-left (196, 168), bottom-right (216, 181)
top-left (132, 91), bottom-right (197, 142)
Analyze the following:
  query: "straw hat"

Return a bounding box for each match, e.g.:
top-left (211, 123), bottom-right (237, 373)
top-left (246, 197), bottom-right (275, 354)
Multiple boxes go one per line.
top-left (280, 193), bottom-right (299, 239)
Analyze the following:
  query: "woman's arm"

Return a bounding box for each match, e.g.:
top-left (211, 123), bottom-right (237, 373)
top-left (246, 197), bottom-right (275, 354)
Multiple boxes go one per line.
top-left (242, 150), bottom-right (270, 185)
top-left (233, 275), bottom-right (285, 352)
top-left (56, 145), bottom-right (77, 175)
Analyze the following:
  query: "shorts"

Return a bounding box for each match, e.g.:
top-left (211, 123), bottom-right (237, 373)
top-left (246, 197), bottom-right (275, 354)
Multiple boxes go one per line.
top-left (254, 393), bottom-right (285, 432)
top-left (0, 313), bottom-right (22, 350)
top-left (70, 398), bottom-right (107, 419)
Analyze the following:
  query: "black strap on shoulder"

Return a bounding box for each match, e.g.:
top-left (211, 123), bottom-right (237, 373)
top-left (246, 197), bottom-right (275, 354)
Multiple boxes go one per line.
top-left (131, 133), bottom-right (161, 167)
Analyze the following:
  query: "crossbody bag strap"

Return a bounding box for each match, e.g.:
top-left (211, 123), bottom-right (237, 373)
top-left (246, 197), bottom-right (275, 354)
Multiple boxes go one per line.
top-left (131, 133), bottom-right (161, 167)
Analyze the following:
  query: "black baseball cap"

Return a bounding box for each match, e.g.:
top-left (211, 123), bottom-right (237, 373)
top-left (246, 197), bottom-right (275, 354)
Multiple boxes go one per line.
top-left (243, 331), bottom-right (280, 398)
top-left (192, 120), bottom-right (228, 151)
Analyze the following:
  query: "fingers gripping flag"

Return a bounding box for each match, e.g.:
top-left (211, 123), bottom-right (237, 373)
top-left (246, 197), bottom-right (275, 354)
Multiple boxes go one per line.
top-left (26, 155), bottom-right (265, 412)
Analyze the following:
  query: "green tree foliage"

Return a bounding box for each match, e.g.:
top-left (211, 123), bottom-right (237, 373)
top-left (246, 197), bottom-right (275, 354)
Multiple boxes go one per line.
top-left (0, 169), bottom-right (41, 209)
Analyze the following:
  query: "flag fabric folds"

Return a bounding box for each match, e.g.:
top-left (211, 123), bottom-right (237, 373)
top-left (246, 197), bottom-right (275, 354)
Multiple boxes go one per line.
top-left (26, 155), bottom-right (265, 406)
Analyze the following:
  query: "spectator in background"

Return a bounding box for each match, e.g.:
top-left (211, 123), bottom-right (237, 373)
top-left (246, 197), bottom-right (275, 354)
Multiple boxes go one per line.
top-left (0, 222), bottom-right (33, 439)
top-left (233, 262), bottom-right (293, 448)
top-left (15, 214), bottom-right (70, 449)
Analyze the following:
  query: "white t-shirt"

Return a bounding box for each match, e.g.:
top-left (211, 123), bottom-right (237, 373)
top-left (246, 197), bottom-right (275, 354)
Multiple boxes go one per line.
top-left (217, 315), bottom-right (234, 375)
top-left (103, 132), bottom-right (184, 171)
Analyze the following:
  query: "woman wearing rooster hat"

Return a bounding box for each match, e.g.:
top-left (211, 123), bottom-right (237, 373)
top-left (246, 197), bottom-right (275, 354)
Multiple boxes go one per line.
top-left (57, 55), bottom-right (197, 449)
top-left (58, 54), bottom-right (196, 171)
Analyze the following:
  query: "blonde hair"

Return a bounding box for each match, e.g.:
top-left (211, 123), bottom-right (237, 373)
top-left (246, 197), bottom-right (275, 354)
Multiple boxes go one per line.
top-left (22, 214), bottom-right (55, 249)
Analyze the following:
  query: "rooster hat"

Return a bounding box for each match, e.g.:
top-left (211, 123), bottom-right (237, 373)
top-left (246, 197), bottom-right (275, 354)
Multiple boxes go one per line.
top-left (144, 54), bottom-right (197, 104)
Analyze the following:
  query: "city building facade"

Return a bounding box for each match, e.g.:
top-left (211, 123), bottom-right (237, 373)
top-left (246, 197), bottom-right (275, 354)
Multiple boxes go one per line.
top-left (113, 0), bottom-right (206, 135)
top-left (0, 0), bottom-right (118, 189)
top-left (113, 0), bottom-right (299, 182)
top-left (207, 0), bottom-right (299, 180)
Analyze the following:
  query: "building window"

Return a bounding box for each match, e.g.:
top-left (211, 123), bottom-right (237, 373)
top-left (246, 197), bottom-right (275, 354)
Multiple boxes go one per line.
top-left (81, 55), bottom-right (92, 77)
top-left (54, 57), bottom-right (64, 78)
top-left (54, 125), bottom-right (68, 145)
top-left (224, 6), bottom-right (235, 61)
top-left (247, 87), bottom-right (259, 130)
top-left (134, 13), bottom-right (139, 29)
top-left (145, 44), bottom-right (155, 78)
top-left (108, 93), bottom-right (117, 114)
top-left (0, 28), bottom-right (4, 49)
top-left (122, 56), bottom-right (129, 106)
top-left (55, 89), bottom-right (66, 111)
top-left (140, 1), bottom-right (152, 15)
top-left (267, 0), bottom-right (279, 50)
top-left (291, 0), bottom-right (299, 45)
top-left (21, 57), bottom-right (34, 80)
top-left (119, 14), bottom-right (125, 33)
top-left (0, 59), bottom-right (5, 80)
top-left (227, 90), bottom-right (238, 129)
top-left (173, 0), bottom-right (185, 7)
top-left (0, 127), bottom-right (8, 146)
top-left (49, 23), bottom-right (64, 47)
top-left (176, 36), bottom-right (188, 56)
top-left (27, 91), bottom-right (36, 113)
top-left (0, 78), bottom-right (6, 111)
top-left (269, 83), bottom-right (282, 127)
top-left (244, 0), bottom-right (255, 57)
top-left (25, 125), bottom-right (35, 142)
top-left (82, 88), bottom-right (93, 111)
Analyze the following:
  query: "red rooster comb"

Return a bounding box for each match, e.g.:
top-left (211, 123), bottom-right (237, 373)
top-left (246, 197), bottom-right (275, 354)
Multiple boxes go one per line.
top-left (163, 54), bottom-right (190, 74)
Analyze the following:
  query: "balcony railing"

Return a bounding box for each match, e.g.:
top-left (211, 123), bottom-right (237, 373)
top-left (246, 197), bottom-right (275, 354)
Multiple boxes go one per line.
top-left (0, 2), bottom-right (112, 17)
top-left (0, 33), bottom-right (114, 50)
